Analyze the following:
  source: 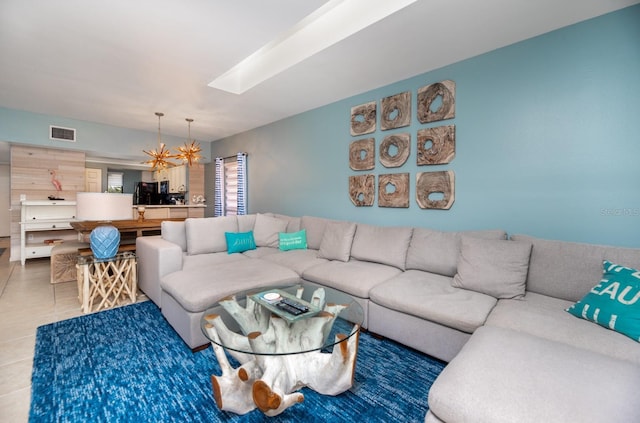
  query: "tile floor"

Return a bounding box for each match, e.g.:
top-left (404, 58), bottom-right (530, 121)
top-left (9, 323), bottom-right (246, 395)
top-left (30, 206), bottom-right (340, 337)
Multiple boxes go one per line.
top-left (0, 238), bottom-right (146, 422)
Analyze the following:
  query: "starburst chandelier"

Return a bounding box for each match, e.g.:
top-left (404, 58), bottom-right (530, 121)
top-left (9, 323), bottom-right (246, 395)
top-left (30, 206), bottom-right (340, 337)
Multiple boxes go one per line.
top-left (173, 118), bottom-right (202, 166)
top-left (143, 112), bottom-right (176, 171)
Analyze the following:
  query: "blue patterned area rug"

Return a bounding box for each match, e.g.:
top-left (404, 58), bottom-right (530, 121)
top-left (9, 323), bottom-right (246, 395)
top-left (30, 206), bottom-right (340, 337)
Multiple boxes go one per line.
top-left (30, 301), bottom-right (445, 422)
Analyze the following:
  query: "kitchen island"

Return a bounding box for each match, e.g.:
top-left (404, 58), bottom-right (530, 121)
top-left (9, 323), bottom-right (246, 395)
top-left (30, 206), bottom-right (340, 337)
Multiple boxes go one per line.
top-left (133, 204), bottom-right (206, 220)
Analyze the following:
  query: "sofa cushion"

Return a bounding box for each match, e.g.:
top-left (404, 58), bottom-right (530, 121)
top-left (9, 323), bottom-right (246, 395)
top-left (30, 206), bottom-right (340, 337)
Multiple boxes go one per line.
top-left (452, 237), bottom-right (532, 299)
top-left (301, 216), bottom-right (334, 250)
top-left (510, 234), bottom-right (640, 302)
top-left (485, 291), bottom-right (640, 365)
top-left (185, 216), bottom-right (237, 255)
top-left (370, 270), bottom-right (497, 333)
top-left (318, 221), bottom-right (357, 262)
top-left (279, 229), bottom-right (307, 251)
top-left (161, 259), bottom-right (300, 313)
top-left (225, 231), bottom-right (256, 254)
top-left (262, 249), bottom-right (328, 275)
top-left (405, 228), bottom-right (507, 276)
top-left (428, 325), bottom-right (640, 423)
top-left (567, 261), bottom-right (640, 343)
top-left (237, 214), bottom-right (256, 232)
top-left (161, 220), bottom-right (187, 252)
top-left (350, 224), bottom-right (413, 270)
top-left (182, 250), bottom-right (248, 271)
top-left (302, 259), bottom-right (401, 298)
top-left (253, 213), bottom-right (288, 247)
top-left (242, 246), bottom-right (280, 259)
top-left (271, 213), bottom-right (301, 233)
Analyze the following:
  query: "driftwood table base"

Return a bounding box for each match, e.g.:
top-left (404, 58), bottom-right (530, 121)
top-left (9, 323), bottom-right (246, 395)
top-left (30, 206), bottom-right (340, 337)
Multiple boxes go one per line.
top-left (202, 287), bottom-right (361, 416)
top-left (76, 252), bottom-right (137, 313)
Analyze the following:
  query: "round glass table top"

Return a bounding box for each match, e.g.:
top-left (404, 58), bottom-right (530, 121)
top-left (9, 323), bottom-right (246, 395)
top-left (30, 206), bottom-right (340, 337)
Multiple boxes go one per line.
top-left (200, 283), bottom-right (364, 356)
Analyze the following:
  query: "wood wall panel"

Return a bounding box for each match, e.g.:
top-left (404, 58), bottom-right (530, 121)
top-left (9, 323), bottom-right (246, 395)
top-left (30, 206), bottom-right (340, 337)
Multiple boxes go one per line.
top-left (9, 146), bottom-right (85, 262)
top-left (188, 164), bottom-right (205, 202)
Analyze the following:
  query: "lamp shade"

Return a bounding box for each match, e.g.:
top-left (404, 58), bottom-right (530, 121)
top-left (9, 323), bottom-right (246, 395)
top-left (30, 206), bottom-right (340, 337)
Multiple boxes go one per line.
top-left (76, 193), bottom-right (133, 221)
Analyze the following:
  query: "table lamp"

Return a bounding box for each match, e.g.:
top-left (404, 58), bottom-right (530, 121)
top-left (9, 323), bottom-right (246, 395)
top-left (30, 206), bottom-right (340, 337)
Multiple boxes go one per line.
top-left (76, 193), bottom-right (133, 259)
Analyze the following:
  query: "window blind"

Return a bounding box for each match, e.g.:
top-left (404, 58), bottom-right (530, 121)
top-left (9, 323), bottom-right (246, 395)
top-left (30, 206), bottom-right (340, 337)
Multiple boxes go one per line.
top-left (107, 172), bottom-right (123, 193)
top-left (214, 153), bottom-right (247, 217)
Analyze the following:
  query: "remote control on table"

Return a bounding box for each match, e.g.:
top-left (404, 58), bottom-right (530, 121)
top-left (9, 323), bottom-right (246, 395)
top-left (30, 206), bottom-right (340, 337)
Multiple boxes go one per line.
top-left (280, 297), bottom-right (309, 313)
top-left (276, 302), bottom-right (303, 315)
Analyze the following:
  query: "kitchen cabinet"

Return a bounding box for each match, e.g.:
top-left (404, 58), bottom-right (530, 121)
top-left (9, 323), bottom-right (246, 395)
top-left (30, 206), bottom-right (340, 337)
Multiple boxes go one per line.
top-left (154, 165), bottom-right (187, 193)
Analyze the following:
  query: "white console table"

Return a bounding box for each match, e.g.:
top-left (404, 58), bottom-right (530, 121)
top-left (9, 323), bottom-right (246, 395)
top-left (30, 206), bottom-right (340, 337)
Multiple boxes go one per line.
top-left (20, 200), bottom-right (78, 265)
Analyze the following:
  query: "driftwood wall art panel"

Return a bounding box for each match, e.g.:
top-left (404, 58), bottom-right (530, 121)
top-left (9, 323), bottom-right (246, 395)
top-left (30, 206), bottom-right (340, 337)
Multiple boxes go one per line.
top-left (416, 171), bottom-right (455, 210)
top-left (417, 125), bottom-right (455, 165)
top-left (349, 138), bottom-right (375, 171)
top-left (417, 80), bottom-right (456, 124)
top-left (380, 91), bottom-right (411, 130)
top-left (378, 173), bottom-right (409, 208)
top-left (350, 101), bottom-right (377, 136)
top-left (379, 133), bottom-right (410, 168)
top-left (349, 175), bottom-right (375, 206)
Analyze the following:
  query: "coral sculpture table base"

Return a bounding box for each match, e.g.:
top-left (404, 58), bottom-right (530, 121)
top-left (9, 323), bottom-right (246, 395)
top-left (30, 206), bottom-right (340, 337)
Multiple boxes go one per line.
top-left (202, 287), bottom-right (361, 416)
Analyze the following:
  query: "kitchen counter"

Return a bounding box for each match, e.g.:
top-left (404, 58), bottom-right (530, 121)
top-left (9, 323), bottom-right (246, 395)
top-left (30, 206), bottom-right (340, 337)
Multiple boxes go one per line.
top-left (135, 204), bottom-right (206, 208)
top-left (132, 204), bottom-right (206, 219)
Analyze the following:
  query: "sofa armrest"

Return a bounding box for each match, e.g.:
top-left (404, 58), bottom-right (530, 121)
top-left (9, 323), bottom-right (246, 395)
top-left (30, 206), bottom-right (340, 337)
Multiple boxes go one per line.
top-left (136, 235), bottom-right (183, 307)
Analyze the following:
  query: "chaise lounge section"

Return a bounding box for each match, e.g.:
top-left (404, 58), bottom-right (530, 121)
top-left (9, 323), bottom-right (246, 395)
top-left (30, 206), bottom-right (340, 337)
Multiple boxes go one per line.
top-left (136, 213), bottom-right (640, 422)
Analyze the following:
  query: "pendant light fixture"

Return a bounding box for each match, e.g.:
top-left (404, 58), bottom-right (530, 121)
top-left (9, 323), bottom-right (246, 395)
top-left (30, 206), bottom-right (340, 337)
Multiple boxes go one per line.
top-left (143, 112), bottom-right (176, 171)
top-left (174, 118), bottom-right (202, 166)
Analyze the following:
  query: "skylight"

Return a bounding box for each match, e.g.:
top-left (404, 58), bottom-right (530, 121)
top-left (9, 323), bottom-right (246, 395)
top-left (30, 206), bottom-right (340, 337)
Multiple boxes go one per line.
top-left (208, 0), bottom-right (418, 94)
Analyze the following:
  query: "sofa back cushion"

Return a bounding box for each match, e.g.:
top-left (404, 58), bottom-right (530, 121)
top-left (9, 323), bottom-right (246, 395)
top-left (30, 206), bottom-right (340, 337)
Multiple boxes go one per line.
top-left (318, 221), bottom-right (357, 262)
top-left (185, 216), bottom-right (238, 255)
top-left (350, 223), bottom-right (413, 270)
top-left (452, 237), bottom-right (532, 299)
top-left (271, 213), bottom-right (301, 233)
top-left (253, 213), bottom-right (288, 247)
top-left (237, 214), bottom-right (257, 232)
top-left (406, 228), bottom-right (507, 276)
top-left (301, 216), bottom-right (335, 250)
top-left (511, 234), bottom-right (640, 302)
top-left (161, 220), bottom-right (187, 252)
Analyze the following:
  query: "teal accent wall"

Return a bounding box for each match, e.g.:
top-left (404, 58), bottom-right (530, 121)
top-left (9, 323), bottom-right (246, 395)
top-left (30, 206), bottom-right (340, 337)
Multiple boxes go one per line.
top-left (210, 6), bottom-right (640, 247)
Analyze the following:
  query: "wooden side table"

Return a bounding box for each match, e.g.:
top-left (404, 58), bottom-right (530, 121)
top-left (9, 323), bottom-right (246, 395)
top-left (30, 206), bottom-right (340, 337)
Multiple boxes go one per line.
top-left (76, 251), bottom-right (137, 313)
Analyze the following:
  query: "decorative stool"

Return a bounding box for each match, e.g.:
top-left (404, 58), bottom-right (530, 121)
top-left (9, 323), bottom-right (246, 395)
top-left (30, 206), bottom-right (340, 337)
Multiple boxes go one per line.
top-left (50, 241), bottom-right (89, 284)
top-left (76, 251), bottom-right (137, 313)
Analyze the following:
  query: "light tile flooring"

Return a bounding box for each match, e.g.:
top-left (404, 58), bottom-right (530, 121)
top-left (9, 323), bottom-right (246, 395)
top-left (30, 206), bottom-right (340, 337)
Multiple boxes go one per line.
top-left (0, 238), bottom-right (146, 421)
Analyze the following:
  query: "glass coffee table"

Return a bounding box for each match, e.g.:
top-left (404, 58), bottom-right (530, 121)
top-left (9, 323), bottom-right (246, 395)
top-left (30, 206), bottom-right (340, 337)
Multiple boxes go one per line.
top-left (200, 283), bottom-right (364, 416)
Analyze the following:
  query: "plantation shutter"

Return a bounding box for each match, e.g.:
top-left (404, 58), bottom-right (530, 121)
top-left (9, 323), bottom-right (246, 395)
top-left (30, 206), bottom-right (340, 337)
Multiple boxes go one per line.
top-left (214, 158), bottom-right (224, 217)
top-left (236, 153), bottom-right (247, 215)
top-left (214, 153), bottom-right (247, 217)
top-left (224, 160), bottom-right (238, 215)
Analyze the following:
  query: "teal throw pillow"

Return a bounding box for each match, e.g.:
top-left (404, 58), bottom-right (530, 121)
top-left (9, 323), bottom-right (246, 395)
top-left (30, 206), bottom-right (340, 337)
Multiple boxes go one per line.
top-left (225, 231), bottom-right (256, 254)
top-left (279, 230), bottom-right (307, 251)
top-left (566, 260), bottom-right (640, 342)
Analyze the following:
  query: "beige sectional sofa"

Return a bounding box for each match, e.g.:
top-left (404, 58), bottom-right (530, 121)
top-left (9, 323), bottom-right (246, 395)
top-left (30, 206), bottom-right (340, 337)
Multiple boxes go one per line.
top-left (136, 213), bottom-right (640, 422)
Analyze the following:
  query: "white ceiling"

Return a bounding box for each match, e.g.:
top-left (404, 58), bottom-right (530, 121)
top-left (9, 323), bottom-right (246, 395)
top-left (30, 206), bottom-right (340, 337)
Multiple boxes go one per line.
top-left (0, 0), bottom-right (638, 147)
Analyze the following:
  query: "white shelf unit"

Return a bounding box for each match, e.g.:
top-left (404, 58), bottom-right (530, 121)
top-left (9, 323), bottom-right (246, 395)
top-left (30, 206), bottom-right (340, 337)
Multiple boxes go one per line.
top-left (20, 200), bottom-right (78, 265)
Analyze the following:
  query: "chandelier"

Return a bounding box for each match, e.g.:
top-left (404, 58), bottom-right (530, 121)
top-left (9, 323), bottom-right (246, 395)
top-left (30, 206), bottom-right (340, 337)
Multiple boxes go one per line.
top-left (143, 112), bottom-right (175, 171)
top-left (174, 118), bottom-right (202, 166)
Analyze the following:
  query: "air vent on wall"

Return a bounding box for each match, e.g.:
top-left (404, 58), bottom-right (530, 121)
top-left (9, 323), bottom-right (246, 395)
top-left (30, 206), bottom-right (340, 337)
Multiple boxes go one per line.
top-left (50, 125), bottom-right (76, 142)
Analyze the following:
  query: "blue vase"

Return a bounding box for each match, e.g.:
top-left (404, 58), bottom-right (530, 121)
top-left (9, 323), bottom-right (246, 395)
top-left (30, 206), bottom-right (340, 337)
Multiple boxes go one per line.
top-left (90, 225), bottom-right (120, 259)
